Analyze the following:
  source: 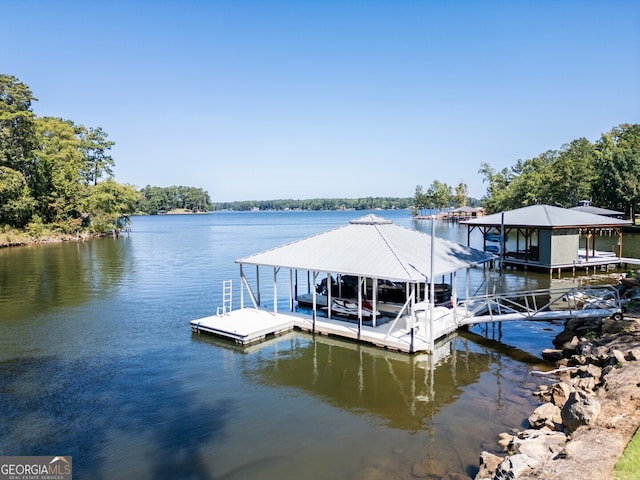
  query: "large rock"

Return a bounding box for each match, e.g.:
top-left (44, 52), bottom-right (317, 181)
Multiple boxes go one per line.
top-left (574, 376), bottom-right (596, 393)
top-left (561, 390), bottom-right (601, 432)
top-left (562, 336), bottom-right (580, 356)
top-left (626, 348), bottom-right (640, 361)
top-left (601, 317), bottom-right (637, 334)
top-left (551, 382), bottom-right (573, 408)
top-left (512, 430), bottom-right (567, 463)
top-left (576, 340), bottom-right (594, 356)
top-left (610, 349), bottom-right (627, 366)
top-left (528, 402), bottom-right (562, 430)
top-left (497, 432), bottom-right (515, 452)
top-left (575, 364), bottom-right (602, 380)
top-left (494, 454), bottom-right (539, 480)
top-left (593, 345), bottom-right (611, 364)
top-left (475, 451), bottom-right (502, 480)
top-left (542, 348), bottom-right (564, 361)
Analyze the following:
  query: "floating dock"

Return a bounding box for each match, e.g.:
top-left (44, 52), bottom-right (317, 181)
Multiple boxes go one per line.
top-left (191, 284), bottom-right (624, 354)
top-left (191, 309), bottom-right (295, 345)
top-left (190, 308), bottom-right (454, 353)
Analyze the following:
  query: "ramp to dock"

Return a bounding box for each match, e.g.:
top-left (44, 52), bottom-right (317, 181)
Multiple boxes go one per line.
top-left (455, 284), bottom-right (622, 327)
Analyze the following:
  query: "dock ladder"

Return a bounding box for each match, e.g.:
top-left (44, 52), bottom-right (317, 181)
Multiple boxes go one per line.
top-left (217, 280), bottom-right (233, 316)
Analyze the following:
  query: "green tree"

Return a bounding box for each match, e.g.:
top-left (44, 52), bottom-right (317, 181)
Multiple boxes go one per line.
top-left (548, 138), bottom-right (595, 207)
top-left (0, 166), bottom-right (35, 226)
top-left (78, 125), bottom-right (115, 185)
top-left (32, 117), bottom-right (86, 227)
top-left (454, 181), bottom-right (468, 207)
top-left (412, 185), bottom-right (428, 214)
top-left (137, 185), bottom-right (214, 214)
top-left (479, 162), bottom-right (515, 213)
top-left (594, 124), bottom-right (640, 218)
top-left (505, 151), bottom-right (556, 208)
top-left (426, 180), bottom-right (452, 210)
top-left (85, 179), bottom-right (142, 232)
top-left (0, 74), bottom-right (37, 177)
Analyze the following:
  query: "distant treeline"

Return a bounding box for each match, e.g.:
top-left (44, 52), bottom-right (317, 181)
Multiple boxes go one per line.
top-left (213, 197), bottom-right (415, 211)
top-left (136, 185), bottom-right (214, 213)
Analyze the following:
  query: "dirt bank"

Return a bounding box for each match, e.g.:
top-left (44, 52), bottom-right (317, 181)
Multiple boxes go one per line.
top-left (0, 231), bottom-right (111, 248)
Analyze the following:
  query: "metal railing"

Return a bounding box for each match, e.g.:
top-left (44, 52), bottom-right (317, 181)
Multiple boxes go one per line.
top-left (455, 284), bottom-right (622, 326)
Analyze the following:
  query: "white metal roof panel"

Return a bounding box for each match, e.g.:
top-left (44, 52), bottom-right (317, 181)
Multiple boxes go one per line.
top-left (236, 214), bottom-right (494, 282)
top-left (569, 205), bottom-right (624, 216)
top-left (461, 205), bottom-right (631, 228)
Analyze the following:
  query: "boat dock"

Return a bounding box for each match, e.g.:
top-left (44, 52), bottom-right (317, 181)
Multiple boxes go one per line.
top-left (191, 308), bottom-right (454, 353)
top-left (191, 284), bottom-right (624, 354)
top-left (190, 214), bottom-right (633, 354)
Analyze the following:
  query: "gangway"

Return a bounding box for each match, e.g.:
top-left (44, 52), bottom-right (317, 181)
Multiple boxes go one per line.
top-left (454, 285), bottom-right (623, 327)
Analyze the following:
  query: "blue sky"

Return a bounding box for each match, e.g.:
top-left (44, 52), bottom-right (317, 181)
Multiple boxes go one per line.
top-left (3, 1), bottom-right (639, 202)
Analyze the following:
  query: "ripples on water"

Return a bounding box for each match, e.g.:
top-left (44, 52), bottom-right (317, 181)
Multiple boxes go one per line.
top-left (0, 210), bottom-right (630, 479)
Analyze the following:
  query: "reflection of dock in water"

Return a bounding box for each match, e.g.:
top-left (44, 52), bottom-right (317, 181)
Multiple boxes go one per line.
top-left (191, 327), bottom-right (545, 476)
top-left (236, 332), bottom-right (492, 430)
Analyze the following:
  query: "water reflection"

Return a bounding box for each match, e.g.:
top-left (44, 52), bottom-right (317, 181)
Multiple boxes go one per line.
top-left (196, 331), bottom-right (532, 432)
top-left (258, 337), bottom-right (480, 432)
top-left (0, 237), bottom-right (132, 321)
top-left (191, 330), bottom-right (549, 478)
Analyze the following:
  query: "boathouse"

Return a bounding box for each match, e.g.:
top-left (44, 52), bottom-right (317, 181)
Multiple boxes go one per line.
top-left (192, 214), bottom-right (495, 353)
top-left (460, 205), bottom-right (632, 275)
top-left (191, 213), bottom-right (626, 353)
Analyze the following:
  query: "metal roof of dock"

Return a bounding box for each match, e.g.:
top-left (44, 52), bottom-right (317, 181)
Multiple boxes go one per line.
top-left (460, 204), bottom-right (631, 229)
top-left (569, 205), bottom-right (625, 217)
top-left (236, 214), bottom-right (494, 282)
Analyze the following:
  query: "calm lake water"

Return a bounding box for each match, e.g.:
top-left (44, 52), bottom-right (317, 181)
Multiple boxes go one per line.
top-left (0, 210), bottom-right (634, 479)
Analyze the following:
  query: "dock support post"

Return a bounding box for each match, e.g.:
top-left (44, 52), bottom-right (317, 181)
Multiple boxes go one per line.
top-left (273, 267), bottom-right (278, 314)
top-left (256, 265), bottom-right (261, 306)
top-left (290, 269), bottom-right (294, 312)
top-left (312, 271), bottom-right (318, 333)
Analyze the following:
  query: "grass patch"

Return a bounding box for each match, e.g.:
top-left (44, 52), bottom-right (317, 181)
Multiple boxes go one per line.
top-left (1, 227), bottom-right (31, 246)
top-left (614, 427), bottom-right (640, 479)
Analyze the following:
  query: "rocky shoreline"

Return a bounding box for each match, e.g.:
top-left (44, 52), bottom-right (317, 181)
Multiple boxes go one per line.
top-left (474, 312), bottom-right (640, 480)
